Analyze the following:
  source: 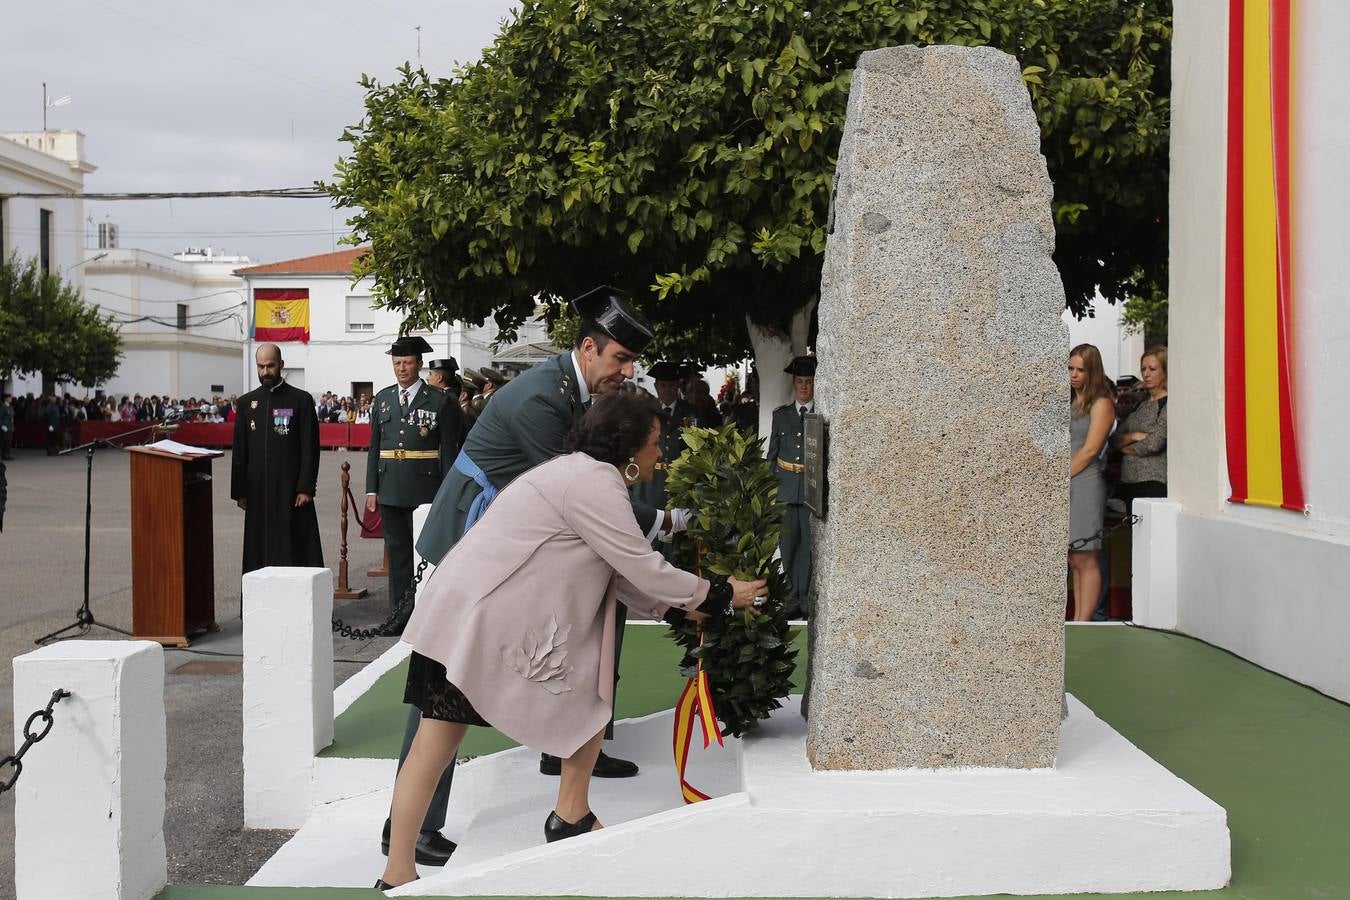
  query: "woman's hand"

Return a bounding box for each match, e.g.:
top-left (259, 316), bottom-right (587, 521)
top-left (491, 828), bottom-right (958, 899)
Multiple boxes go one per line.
top-left (728, 576), bottom-right (769, 614)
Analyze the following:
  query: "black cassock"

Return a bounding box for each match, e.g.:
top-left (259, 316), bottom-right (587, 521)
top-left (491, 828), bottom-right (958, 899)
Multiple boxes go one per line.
top-left (230, 380), bottom-right (324, 574)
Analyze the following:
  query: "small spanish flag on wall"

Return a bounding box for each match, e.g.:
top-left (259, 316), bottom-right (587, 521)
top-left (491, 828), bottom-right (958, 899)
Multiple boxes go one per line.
top-left (1224, 0), bottom-right (1305, 512)
top-left (254, 288), bottom-right (310, 344)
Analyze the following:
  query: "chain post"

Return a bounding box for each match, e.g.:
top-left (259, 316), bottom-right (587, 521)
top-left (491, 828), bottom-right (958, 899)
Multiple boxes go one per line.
top-left (331, 559), bottom-right (427, 641)
top-left (0, 689), bottom-right (71, 794)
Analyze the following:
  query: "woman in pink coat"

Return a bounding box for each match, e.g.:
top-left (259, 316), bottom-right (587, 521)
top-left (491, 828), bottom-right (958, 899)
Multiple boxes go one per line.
top-left (379, 393), bottom-right (766, 889)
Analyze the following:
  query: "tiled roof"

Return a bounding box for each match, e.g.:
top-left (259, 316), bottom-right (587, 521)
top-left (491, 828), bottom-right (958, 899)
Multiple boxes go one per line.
top-left (235, 246), bottom-right (368, 276)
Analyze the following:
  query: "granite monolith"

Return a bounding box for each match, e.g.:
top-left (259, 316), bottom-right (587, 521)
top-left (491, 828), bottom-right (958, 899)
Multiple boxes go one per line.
top-left (806, 45), bottom-right (1069, 770)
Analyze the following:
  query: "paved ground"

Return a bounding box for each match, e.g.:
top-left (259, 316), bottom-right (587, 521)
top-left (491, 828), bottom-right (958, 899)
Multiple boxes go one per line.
top-left (0, 447), bottom-right (402, 899)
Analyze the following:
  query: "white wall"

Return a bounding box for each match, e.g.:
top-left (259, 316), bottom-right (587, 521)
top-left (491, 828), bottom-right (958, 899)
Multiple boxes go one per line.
top-left (0, 132), bottom-right (90, 398)
top-left (1062, 293), bottom-right (1146, 383)
top-left (1159, 0), bottom-right (1350, 702)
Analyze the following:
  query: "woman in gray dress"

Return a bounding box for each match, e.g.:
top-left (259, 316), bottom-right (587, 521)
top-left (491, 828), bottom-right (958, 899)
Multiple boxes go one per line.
top-left (1068, 344), bottom-right (1115, 622)
top-left (1115, 346), bottom-right (1168, 511)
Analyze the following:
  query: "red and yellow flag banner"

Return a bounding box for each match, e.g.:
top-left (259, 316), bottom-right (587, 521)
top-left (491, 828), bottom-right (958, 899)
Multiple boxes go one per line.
top-left (1224, 0), bottom-right (1305, 511)
top-left (254, 288), bottom-right (311, 343)
top-left (672, 635), bottom-right (723, 805)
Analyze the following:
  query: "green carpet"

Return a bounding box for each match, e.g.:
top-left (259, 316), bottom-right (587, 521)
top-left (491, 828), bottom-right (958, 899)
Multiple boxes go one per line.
top-left (165, 624), bottom-right (1350, 898)
top-left (320, 624), bottom-right (807, 760)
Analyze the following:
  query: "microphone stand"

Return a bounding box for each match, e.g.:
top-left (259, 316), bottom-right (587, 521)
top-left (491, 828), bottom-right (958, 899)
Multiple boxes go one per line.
top-left (35, 418), bottom-right (181, 645)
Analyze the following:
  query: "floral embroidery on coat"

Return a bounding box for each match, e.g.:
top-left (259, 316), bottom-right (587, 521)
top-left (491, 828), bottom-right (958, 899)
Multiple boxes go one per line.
top-left (503, 615), bottom-right (573, 694)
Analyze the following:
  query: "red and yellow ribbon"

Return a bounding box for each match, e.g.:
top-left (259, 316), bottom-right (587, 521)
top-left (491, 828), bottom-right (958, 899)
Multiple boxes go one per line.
top-left (672, 635), bottom-right (723, 804)
top-left (1224, 0), bottom-right (1305, 511)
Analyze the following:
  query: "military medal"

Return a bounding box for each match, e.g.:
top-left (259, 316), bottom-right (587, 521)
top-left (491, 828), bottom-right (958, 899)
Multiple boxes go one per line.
top-left (249, 419), bottom-right (256, 431)
top-left (419, 426), bottom-right (430, 438)
top-left (250, 400), bottom-right (258, 410)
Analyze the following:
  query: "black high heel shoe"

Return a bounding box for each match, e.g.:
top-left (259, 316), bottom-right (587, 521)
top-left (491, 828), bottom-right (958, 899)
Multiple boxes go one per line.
top-left (374, 877), bottom-right (416, 890)
top-left (544, 809), bottom-right (599, 842)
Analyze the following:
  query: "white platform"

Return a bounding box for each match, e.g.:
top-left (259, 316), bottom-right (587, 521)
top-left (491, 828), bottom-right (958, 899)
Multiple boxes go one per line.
top-left (253, 695), bottom-right (1229, 897)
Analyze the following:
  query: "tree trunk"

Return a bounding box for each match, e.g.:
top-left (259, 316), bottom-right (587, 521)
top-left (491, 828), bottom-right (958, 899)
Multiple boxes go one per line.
top-left (746, 297), bottom-right (817, 444)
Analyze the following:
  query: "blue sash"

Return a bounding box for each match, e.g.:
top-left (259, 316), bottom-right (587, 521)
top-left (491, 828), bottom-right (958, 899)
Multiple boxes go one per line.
top-left (454, 449), bottom-right (499, 531)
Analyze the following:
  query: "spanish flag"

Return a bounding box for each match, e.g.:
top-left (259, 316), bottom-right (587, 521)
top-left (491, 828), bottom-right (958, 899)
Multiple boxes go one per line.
top-left (1224, 0), bottom-right (1305, 512)
top-left (254, 288), bottom-right (310, 344)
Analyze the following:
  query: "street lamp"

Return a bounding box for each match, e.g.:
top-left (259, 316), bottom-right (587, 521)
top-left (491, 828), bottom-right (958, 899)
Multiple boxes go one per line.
top-left (62, 252), bottom-right (108, 276)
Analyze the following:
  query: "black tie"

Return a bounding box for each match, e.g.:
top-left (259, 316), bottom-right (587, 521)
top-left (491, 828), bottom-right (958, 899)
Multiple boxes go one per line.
top-left (799, 406), bottom-right (807, 419)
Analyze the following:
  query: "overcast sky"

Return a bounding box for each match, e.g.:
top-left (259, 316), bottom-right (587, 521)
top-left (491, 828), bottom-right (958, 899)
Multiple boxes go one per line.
top-left (3, 0), bottom-right (519, 263)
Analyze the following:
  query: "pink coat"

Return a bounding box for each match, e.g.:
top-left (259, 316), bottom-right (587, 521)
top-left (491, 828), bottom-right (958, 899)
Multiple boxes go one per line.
top-left (402, 452), bottom-right (710, 757)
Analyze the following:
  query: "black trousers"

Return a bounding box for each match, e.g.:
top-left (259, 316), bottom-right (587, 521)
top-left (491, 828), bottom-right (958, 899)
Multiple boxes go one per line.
top-left (380, 504), bottom-right (416, 613)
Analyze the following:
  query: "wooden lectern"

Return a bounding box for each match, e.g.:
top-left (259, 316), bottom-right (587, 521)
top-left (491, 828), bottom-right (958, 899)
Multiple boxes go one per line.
top-left (127, 446), bottom-right (218, 646)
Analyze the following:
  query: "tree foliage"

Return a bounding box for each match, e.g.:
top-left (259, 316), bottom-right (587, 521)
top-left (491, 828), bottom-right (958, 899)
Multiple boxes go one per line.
top-left (0, 254), bottom-right (122, 388)
top-left (326, 0), bottom-right (1170, 363)
top-left (1121, 286), bottom-right (1168, 346)
top-left (664, 424), bottom-right (797, 736)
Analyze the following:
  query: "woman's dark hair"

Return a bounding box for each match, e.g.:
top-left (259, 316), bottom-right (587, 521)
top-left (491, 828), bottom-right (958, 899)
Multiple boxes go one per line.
top-left (565, 392), bottom-right (662, 467)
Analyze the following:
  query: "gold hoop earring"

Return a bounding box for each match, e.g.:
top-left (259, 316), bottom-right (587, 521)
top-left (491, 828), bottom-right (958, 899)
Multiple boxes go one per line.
top-left (624, 461), bottom-right (640, 482)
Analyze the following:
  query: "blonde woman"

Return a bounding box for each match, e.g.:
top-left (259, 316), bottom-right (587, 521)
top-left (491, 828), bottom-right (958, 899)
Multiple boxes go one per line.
top-left (1115, 346), bottom-right (1168, 511)
top-left (1068, 344), bottom-right (1115, 622)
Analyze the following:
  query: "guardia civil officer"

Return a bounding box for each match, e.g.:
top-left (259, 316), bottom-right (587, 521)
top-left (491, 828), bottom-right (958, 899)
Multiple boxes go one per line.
top-left (383, 287), bottom-right (691, 863)
top-left (631, 362), bottom-right (699, 551)
top-left (426, 358), bottom-right (470, 446)
top-left (766, 356), bottom-right (816, 619)
top-left (365, 336), bottom-right (464, 621)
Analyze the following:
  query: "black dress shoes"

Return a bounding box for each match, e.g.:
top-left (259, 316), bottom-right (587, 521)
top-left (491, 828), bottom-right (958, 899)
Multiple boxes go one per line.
top-left (539, 750), bottom-right (639, 778)
top-left (544, 810), bottom-right (599, 842)
top-left (380, 818), bottom-right (457, 866)
top-left (374, 877), bottom-right (417, 890)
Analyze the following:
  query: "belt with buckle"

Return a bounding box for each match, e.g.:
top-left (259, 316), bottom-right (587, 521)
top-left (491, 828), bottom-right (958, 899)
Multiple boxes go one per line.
top-left (379, 449), bottom-right (439, 460)
top-left (776, 459), bottom-right (805, 474)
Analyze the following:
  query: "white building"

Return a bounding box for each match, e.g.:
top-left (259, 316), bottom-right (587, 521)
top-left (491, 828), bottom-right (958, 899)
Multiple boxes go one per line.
top-left (0, 130), bottom-right (96, 397)
top-left (1063, 292), bottom-right (1147, 383)
top-left (83, 244), bottom-right (250, 400)
top-left (236, 248), bottom-right (556, 401)
top-left (1134, 1), bottom-right (1350, 703)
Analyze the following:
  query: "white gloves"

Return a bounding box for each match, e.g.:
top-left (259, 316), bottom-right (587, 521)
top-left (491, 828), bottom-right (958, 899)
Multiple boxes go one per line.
top-left (668, 508), bottom-right (693, 534)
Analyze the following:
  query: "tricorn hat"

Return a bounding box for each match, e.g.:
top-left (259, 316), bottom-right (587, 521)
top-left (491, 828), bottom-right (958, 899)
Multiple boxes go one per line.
top-left (783, 356), bottom-right (818, 377)
top-left (427, 357), bottom-right (459, 373)
top-left (645, 361), bottom-right (685, 382)
top-left (571, 285), bottom-right (654, 353)
top-left (387, 335), bottom-right (435, 357)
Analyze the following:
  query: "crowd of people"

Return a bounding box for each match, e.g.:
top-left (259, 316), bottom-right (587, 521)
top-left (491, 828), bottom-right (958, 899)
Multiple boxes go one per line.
top-left (1067, 343), bottom-right (1169, 622)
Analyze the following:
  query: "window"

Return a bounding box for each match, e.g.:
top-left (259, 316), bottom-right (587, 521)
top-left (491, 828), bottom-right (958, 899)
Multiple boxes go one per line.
top-left (346, 296), bottom-right (375, 332)
top-left (39, 209), bottom-right (52, 274)
top-left (177, 303), bottom-right (188, 330)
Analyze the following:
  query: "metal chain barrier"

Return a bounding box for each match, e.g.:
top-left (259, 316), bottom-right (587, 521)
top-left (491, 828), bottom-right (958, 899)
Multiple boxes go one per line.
top-left (0, 689), bottom-right (71, 794)
top-left (1068, 513), bottom-right (1141, 552)
top-left (332, 559), bottom-right (426, 641)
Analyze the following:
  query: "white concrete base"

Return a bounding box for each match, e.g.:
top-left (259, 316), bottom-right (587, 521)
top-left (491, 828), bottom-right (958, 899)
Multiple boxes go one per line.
top-left (12, 640), bottom-right (167, 900)
top-left (242, 566), bottom-right (334, 828)
top-left (252, 695), bottom-right (1228, 897)
top-left (1130, 498), bottom-right (1181, 630)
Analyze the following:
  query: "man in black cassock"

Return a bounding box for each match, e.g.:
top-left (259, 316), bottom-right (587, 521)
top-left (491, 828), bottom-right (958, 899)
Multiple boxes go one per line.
top-left (231, 343), bottom-right (324, 574)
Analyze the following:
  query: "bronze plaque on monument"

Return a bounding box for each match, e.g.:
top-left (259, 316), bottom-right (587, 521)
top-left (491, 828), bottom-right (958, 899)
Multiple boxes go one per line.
top-left (803, 412), bottom-right (828, 519)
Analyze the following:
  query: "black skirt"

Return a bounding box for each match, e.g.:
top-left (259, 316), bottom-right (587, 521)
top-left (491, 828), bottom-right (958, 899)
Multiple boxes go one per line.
top-left (404, 651), bottom-right (492, 727)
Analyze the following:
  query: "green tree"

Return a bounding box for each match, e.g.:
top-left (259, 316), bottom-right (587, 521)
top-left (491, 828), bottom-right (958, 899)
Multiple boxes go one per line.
top-left (0, 254), bottom-right (123, 391)
top-left (1121, 286), bottom-right (1168, 346)
top-left (326, 0), bottom-right (1169, 369)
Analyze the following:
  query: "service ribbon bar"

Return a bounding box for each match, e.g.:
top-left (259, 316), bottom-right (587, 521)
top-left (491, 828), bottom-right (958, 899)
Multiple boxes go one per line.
top-left (1224, 0), bottom-right (1305, 511)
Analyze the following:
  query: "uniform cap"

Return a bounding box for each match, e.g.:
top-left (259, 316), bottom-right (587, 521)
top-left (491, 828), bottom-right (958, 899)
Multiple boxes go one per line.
top-left (427, 357), bottom-right (459, 373)
top-left (645, 361), bottom-right (685, 382)
top-left (570, 285), bottom-right (654, 353)
top-left (783, 356), bottom-right (818, 377)
top-left (387, 335), bottom-right (436, 357)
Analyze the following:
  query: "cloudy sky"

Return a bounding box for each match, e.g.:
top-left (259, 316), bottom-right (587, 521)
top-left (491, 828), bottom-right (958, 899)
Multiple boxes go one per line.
top-left (3, 0), bottom-right (519, 264)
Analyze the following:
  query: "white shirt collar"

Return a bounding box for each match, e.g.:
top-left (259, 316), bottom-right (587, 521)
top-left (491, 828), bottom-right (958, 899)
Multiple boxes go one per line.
top-left (797, 401), bottom-right (814, 414)
top-left (397, 379), bottom-right (424, 404)
top-left (570, 352), bottom-right (590, 405)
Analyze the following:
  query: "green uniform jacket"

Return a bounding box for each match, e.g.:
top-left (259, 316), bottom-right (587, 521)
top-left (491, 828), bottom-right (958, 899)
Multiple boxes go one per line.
top-left (630, 399), bottom-right (698, 511)
top-left (365, 381), bottom-right (462, 508)
top-left (416, 353), bottom-right (660, 563)
top-left (765, 403), bottom-right (806, 505)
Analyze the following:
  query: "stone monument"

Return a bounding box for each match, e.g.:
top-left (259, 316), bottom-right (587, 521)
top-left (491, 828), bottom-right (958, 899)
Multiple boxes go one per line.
top-left (807, 45), bottom-right (1070, 770)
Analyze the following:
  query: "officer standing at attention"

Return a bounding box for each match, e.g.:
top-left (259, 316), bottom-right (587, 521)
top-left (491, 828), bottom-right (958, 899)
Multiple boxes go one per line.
top-left (632, 362), bottom-right (699, 554)
top-left (365, 336), bottom-right (464, 620)
top-left (426, 358), bottom-right (470, 446)
top-left (766, 356), bottom-right (816, 619)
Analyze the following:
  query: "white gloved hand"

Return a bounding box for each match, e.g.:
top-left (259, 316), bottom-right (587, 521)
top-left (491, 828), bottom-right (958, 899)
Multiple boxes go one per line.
top-left (668, 508), bottom-right (693, 534)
